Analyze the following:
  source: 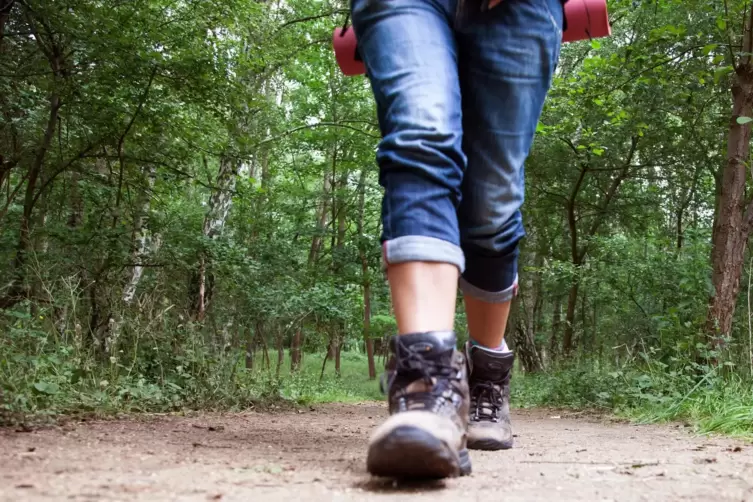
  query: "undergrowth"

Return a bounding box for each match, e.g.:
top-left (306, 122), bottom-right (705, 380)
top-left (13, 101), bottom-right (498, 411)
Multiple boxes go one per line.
top-left (0, 311), bottom-right (383, 424)
top-left (3, 310), bottom-right (752, 441)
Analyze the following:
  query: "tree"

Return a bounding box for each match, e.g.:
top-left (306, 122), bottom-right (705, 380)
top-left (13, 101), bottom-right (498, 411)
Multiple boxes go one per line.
top-left (706, 1), bottom-right (753, 345)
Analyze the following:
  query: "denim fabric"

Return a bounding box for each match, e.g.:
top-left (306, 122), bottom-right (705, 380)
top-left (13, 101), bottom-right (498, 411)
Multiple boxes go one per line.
top-left (352, 0), bottom-right (562, 303)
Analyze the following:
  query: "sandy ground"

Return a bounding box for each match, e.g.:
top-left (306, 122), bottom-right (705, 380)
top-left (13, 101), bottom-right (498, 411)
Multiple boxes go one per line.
top-left (1, 403), bottom-right (752, 501)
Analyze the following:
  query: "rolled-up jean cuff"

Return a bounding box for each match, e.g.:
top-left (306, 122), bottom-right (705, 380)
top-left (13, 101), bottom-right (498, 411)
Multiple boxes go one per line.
top-left (382, 236), bottom-right (466, 273)
top-left (459, 275), bottom-right (518, 304)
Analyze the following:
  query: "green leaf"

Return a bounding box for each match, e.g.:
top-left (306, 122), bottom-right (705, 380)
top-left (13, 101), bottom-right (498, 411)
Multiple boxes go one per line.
top-left (33, 382), bottom-right (60, 395)
top-left (590, 39), bottom-right (602, 50)
top-left (702, 44), bottom-right (718, 56)
top-left (736, 116), bottom-right (753, 125)
top-left (717, 17), bottom-right (727, 31)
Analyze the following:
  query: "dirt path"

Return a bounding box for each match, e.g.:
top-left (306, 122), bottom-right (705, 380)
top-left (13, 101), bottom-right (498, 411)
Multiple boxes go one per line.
top-left (1, 403), bottom-right (752, 501)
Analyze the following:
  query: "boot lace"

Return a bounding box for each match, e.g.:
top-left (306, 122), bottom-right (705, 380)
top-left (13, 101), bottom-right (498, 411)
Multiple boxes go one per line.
top-left (471, 381), bottom-right (503, 422)
top-left (382, 343), bottom-right (461, 412)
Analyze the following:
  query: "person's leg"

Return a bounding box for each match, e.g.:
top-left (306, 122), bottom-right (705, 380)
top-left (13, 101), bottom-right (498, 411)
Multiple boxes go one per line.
top-left (457, 0), bottom-right (563, 450)
top-left (389, 262), bottom-right (458, 334)
top-left (465, 295), bottom-right (512, 349)
top-left (350, 0), bottom-right (470, 479)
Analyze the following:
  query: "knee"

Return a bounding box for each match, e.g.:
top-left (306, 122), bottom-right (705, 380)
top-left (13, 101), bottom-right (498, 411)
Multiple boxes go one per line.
top-left (461, 202), bottom-right (525, 256)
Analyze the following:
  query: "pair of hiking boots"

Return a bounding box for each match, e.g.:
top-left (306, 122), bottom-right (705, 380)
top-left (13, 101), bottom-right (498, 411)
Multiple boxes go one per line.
top-left (367, 331), bottom-right (514, 478)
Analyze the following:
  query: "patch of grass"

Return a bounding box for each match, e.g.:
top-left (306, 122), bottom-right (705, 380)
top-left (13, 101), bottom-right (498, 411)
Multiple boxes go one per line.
top-left (253, 350), bottom-right (384, 404)
top-left (512, 364), bottom-right (753, 440)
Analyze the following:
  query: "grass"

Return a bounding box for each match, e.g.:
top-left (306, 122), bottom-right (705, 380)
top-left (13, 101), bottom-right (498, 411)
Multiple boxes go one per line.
top-left (512, 363), bottom-right (753, 440)
top-left (251, 350), bottom-right (384, 404)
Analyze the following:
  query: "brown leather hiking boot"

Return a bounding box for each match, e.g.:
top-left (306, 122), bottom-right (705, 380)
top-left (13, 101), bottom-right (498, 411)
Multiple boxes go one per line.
top-left (366, 331), bottom-right (472, 479)
top-left (466, 343), bottom-right (514, 450)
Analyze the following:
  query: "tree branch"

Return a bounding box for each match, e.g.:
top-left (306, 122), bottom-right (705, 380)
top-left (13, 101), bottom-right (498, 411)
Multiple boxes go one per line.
top-left (277, 10), bottom-right (349, 31)
top-left (254, 121), bottom-right (380, 148)
top-left (585, 136), bottom-right (640, 241)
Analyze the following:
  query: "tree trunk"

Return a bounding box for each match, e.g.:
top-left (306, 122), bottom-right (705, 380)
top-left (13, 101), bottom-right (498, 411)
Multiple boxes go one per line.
top-left (356, 165), bottom-right (376, 379)
top-left (513, 263), bottom-right (544, 373)
top-left (0, 91), bottom-right (60, 308)
top-left (561, 137), bottom-right (638, 357)
top-left (319, 349), bottom-right (330, 381)
top-left (308, 148), bottom-right (334, 266)
top-left (261, 335), bottom-right (271, 371)
top-left (706, 7), bottom-right (753, 345)
top-left (276, 330), bottom-right (284, 378)
top-left (363, 280), bottom-right (376, 379)
top-left (67, 170), bottom-right (83, 228)
top-left (290, 329), bottom-right (302, 372)
top-left (255, 320), bottom-right (270, 370)
top-left (245, 325), bottom-right (254, 370)
top-left (549, 295), bottom-right (562, 361)
top-left (511, 300), bottom-right (544, 373)
top-left (191, 155), bottom-right (239, 320)
top-left (563, 278), bottom-right (580, 356)
top-left (30, 181), bottom-right (50, 317)
top-left (123, 166), bottom-right (157, 304)
top-left (334, 337), bottom-right (342, 377)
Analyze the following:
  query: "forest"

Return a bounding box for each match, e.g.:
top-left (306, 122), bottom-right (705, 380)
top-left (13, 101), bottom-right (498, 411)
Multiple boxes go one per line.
top-left (2, 0), bottom-right (753, 435)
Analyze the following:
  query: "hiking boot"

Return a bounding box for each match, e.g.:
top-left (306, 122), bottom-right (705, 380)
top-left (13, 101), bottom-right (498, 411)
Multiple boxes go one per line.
top-left (466, 343), bottom-right (514, 450)
top-left (366, 331), bottom-right (472, 479)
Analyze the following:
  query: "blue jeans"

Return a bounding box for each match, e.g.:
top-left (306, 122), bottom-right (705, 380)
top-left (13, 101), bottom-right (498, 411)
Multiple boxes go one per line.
top-left (352, 0), bottom-right (562, 303)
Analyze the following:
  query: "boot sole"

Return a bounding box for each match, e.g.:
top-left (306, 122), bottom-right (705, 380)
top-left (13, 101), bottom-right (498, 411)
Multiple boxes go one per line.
top-left (467, 437), bottom-right (513, 451)
top-left (367, 425), bottom-right (472, 479)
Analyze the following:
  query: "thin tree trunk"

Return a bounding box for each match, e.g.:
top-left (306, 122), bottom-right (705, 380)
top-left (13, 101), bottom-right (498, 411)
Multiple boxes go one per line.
top-left (276, 330), bottom-right (284, 378)
top-left (255, 320), bottom-right (270, 370)
top-left (513, 264), bottom-right (544, 373)
top-left (549, 295), bottom-right (562, 361)
top-left (363, 280), bottom-right (376, 379)
top-left (308, 148), bottom-right (334, 266)
top-left (261, 335), bottom-right (271, 371)
top-left (357, 166), bottom-right (376, 379)
top-left (320, 349), bottom-right (330, 381)
top-left (334, 337), bottom-right (342, 377)
top-left (290, 329), bottom-right (302, 372)
top-left (581, 288), bottom-right (588, 352)
top-left (563, 279), bottom-right (580, 355)
top-left (192, 156), bottom-right (239, 320)
top-left (123, 166), bottom-right (157, 304)
top-left (245, 325), bottom-right (254, 370)
top-left (562, 137), bottom-right (638, 356)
